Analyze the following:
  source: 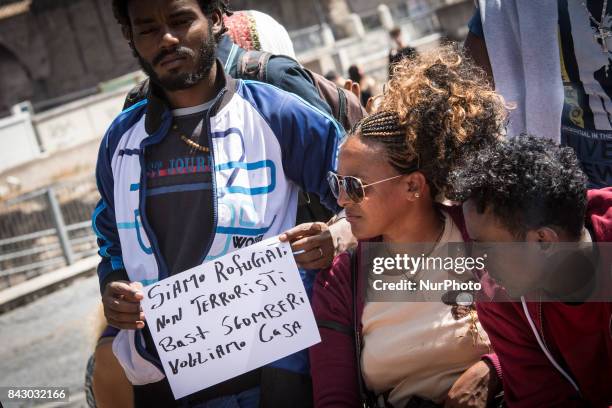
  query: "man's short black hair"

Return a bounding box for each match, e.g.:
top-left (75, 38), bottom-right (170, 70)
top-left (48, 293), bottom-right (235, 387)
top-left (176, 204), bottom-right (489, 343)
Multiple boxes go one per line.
top-left (449, 135), bottom-right (588, 239)
top-left (112, 0), bottom-right (231, 28)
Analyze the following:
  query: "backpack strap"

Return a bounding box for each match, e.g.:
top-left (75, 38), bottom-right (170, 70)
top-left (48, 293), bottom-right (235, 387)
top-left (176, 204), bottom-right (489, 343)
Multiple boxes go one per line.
top-left (237, 50), bottom-right (272, 82)
top-left (349, 249), bottom-right (385, 407)
top-left (316, 320), bottom-right (352, 336)
top-left (315, 249), bottom-right (392, 408)
top-left (350, 248), bottom-right (368, 403)
top-left (314, 251), bottom-right (358, 339)
top-left (354, 248), bottom-right (392, 408)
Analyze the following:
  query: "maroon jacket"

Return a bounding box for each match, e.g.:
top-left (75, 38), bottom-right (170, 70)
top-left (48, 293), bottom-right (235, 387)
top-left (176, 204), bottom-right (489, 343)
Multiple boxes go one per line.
top-left (309, 205), bottom-right (473, 407)
top-left (310, 190), bottom-right (612, 407)
top-left (476, 188), bottom-right (612, 408)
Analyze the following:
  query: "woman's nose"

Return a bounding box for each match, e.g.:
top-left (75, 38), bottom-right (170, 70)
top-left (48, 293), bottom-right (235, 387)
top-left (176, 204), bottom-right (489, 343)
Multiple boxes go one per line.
top-left (337, 186), bottom-right (352, 208)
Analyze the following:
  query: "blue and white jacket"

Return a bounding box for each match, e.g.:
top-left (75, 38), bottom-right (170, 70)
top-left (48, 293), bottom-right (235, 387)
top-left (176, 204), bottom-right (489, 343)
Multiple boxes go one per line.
top-left (92, 69), bottom-right (343, 386)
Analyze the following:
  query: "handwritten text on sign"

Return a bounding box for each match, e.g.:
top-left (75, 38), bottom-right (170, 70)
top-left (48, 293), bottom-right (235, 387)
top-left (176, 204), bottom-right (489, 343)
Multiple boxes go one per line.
top-left (140, 237), bottom-right (321, 399)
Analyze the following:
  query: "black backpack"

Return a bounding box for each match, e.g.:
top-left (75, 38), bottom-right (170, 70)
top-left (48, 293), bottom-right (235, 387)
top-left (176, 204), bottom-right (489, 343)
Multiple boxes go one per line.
top-left (237, 50), bottom-right (366, 132)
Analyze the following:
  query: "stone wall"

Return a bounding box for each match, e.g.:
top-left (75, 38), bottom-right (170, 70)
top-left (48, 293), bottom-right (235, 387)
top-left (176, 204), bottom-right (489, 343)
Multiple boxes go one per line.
top-left (0, 0), bottom-right (138, 115)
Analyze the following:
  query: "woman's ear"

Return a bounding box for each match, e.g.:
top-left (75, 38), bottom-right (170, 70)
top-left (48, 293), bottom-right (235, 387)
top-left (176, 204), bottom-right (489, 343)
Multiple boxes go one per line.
top-left (525, 227), bottom-right (560, 245)
top-left (404, 172), bottom-right (427, 202)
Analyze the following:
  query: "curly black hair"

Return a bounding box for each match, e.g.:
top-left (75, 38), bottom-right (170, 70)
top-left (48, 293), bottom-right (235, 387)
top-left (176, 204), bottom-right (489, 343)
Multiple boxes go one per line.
top-left (112, 0), bottom-right (231, 32)
top-left (449, 136), bottom-right (588, 239)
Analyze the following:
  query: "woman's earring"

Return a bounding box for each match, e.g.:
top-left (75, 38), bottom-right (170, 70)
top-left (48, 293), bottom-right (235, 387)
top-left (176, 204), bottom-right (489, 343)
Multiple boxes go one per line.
top-left (414, 193), bottom-right (420, 199)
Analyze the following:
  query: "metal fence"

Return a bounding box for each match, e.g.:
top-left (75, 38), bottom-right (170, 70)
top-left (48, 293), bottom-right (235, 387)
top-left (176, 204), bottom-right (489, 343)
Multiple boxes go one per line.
top-left (0, 177), bottom-right (99, 290)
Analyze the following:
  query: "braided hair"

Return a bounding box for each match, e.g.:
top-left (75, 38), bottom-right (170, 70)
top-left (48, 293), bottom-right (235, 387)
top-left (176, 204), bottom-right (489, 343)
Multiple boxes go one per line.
top-left (352, 111), bottom-right (418, 175)
top-left (355, 44), bottom-right (506, 198)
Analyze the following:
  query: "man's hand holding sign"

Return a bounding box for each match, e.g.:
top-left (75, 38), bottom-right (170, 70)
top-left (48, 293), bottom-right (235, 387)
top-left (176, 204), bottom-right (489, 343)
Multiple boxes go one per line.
top-left (102, 281), bottom-right (145, 330)
top-left (139, 237), bottom-right (321, 400)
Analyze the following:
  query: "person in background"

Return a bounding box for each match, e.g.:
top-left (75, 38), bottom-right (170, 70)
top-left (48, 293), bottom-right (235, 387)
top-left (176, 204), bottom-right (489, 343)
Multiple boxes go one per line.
top-left (310, 45), bottom-right (507, 408)
top-left (465, 1), bottom-right (612, 188)
top-left (348, 64), bottom-right (377, 108)
top-left (388, 27), bottom-right (416, 78)
top-left (325, 70), bottom-right (347, 88)
top-left (449, 136), bottom-right (612, 407)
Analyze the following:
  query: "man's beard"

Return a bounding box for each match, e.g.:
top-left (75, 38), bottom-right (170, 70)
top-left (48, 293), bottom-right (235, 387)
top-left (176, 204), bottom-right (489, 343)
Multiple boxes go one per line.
top-left (135, 32), bottom-right (216, 92)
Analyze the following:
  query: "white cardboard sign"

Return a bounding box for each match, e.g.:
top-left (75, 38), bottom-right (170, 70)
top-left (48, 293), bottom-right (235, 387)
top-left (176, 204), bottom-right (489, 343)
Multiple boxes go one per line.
top-left (140, 237), bottom-right (321, 399)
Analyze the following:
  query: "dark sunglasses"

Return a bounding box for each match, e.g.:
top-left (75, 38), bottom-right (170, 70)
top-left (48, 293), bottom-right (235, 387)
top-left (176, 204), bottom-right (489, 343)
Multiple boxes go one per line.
top-left (327, 171), bottom-right (403, 203)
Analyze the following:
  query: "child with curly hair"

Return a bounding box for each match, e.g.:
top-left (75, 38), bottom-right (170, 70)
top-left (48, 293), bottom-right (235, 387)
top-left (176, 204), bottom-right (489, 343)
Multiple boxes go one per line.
top-left (309, 45), bottom-right (507, 408)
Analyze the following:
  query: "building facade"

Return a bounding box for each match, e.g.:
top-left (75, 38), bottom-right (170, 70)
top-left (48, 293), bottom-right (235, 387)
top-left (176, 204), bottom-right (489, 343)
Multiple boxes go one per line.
top-left (0, 0), bottom-right (440, 116)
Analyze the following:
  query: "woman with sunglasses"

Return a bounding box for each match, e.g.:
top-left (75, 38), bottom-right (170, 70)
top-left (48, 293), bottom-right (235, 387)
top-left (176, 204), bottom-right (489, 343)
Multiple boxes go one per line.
top-left (309, 45), bottom-right (507, 408)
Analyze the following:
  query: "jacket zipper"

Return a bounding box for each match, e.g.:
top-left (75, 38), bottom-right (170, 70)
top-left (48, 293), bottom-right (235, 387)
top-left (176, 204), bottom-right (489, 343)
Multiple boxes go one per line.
top-left (199, 87), bottom-right (228, 264)
top-left (131, 109), bottom-right (172, 370)
top-left (138, 110), bottom-right (172, 280)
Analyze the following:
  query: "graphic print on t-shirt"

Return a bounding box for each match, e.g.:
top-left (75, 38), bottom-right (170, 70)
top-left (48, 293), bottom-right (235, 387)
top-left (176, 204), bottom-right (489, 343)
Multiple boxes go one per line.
top-left (558, 0), bottom-right (612, 187)
top-left (146, 154), bottom-right (212, 187)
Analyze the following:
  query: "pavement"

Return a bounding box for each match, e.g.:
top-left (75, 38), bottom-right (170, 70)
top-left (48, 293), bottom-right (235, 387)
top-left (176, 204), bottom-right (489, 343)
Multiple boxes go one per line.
top-left (0, 257), bottom-right (99, 313)
top-left (0, 275), bottom-right (101, 407)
